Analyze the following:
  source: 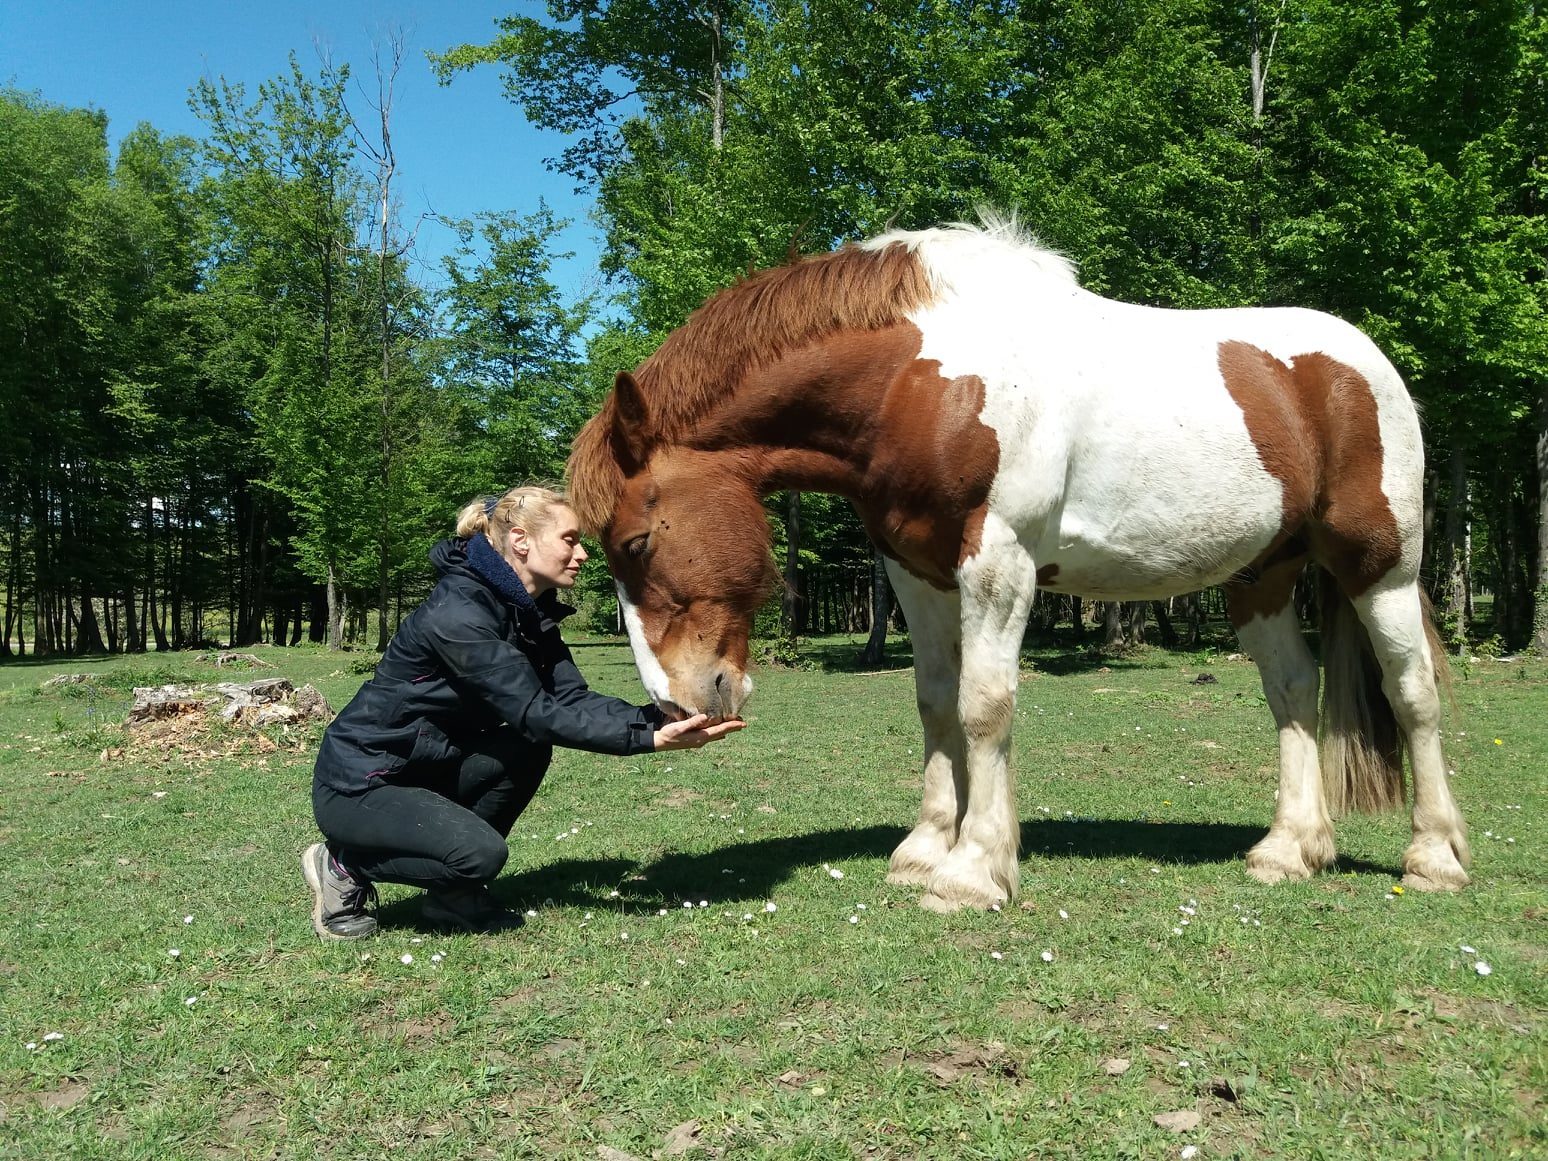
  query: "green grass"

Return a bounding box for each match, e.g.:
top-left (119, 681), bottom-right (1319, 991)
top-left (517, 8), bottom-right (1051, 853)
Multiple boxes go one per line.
top-left (1, 637), bottom-right (1543, 1159)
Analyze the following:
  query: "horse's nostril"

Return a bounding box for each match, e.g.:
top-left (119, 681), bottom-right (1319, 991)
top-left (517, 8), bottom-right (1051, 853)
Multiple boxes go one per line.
top-left (714, 671), bottom-right (726, 691)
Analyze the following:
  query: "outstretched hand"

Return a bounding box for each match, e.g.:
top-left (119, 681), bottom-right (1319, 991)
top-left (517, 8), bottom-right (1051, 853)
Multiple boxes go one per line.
top-left (654, 714), bottom-right (746, 751)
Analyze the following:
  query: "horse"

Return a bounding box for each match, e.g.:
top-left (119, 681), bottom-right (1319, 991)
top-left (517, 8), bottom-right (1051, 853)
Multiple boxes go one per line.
top-left (566, 216), bottom-right (1470, 912)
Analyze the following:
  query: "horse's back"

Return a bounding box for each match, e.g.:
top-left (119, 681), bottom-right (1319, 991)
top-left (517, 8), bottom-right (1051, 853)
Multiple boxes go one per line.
top-left (903, 260), bottom-right (1421, 599)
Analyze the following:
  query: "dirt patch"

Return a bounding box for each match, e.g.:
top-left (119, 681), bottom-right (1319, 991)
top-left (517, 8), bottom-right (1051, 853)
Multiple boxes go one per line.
top-left (494, 985), bottom-right (542, 1013)
top-left (541, 1037), bottom-right (586, 1065)
top-left (656, 788), bottom-right (705, 809)
top-left (221, 1095), bottom-right (282, 1135)
top-left (1314, 997), bottom-right (1365, 1023)
top-left (0, 1080), bottom-right (89, 1114)
top-left (914, 1041), bottom-right (1022, 1085)
top-left (1418, 988), bottom-right (1536, 1035)
top-left (994, 997), bottom-right (1051, 1023)
top-left (371, 1016), bottom-right (451, 1043)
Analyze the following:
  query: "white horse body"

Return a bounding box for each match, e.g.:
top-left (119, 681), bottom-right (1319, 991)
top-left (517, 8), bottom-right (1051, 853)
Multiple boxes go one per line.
top-left (886, 227), bottom-right (1423, 600)
top-left (860, 223), bottom-right (1466, 911)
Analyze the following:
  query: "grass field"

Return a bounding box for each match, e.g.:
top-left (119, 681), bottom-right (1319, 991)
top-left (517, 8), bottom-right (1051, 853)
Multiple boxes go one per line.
top-left (0, 635), bottom-right (1542, 1160)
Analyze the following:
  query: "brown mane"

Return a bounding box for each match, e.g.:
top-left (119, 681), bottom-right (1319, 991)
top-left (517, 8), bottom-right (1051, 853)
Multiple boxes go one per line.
top-left (567, 240), bottom-right (934, 532)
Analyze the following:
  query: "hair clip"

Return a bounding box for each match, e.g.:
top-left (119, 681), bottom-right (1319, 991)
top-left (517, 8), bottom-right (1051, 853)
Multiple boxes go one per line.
top-left (483, 495), bottom-right (500, 517)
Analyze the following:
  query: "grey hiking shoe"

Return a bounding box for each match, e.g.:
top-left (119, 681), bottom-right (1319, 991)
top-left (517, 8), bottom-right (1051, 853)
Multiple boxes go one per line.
top-left (302, 843), bottom-right (378, 941)
top-left (421, 885), bottom-right (524, 934)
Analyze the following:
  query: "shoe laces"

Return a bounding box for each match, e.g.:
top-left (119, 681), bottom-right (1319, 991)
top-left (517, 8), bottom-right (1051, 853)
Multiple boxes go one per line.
top-left (340, 876), bottom-right (378, 916)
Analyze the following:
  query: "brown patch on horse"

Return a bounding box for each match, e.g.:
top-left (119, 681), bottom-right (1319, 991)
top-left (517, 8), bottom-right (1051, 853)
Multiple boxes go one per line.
top-left (857, 364), bottom-right (1001, 589)
top-left (1223, 533), bottom-right (1310, 628)
top-left (1036, 563), bottom-right (1060, 587)
top-left (567, 242), bottom-right (935, 534)
top-left (1217, 342), bottom-right (1402, 603)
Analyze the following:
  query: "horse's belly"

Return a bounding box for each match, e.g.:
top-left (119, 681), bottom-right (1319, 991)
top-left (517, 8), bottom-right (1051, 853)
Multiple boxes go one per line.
top-left (1028, 496), bottom-right (1284, 601)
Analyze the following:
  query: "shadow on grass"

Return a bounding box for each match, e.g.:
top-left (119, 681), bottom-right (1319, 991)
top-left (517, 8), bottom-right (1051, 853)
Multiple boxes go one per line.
top-left (783, 637), bottom-right (916, 673)
top-left (0, 652), bottom-right (141, 670)
top-left (1024, 651), bottom-right (1165, 676)
top-left (367, 817), bottom-right (1400, 926)
top-left (1022, 818), bottom-right (1396, 878)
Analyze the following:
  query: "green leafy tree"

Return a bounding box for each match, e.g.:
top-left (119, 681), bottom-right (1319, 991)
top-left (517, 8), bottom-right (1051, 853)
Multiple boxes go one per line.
top-left (438, 206), bottom-right (596, 485)
top-left (195, 55), bottom-right (379, 648)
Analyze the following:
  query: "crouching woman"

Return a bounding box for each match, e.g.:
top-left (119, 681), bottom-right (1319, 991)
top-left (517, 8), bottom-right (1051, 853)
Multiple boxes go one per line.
top-left (303, 486), bottom-right (742, 939)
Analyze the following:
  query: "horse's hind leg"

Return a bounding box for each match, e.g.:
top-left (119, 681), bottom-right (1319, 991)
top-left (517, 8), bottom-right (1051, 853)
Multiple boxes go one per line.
top-left (1228, 572), bottom-right (1337, 882)
top-left (884, 562), bottom-right (966, 887)
top-left (1352, 581), bottom-right (1470, 890)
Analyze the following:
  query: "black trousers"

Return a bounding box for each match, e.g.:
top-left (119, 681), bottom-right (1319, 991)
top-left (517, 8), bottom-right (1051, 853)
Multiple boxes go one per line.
top-left (313, 728), bottom-right (552, 891)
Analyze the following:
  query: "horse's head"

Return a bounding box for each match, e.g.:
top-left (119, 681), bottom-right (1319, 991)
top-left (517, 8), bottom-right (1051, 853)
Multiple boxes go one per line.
top-left (571, 371), bottom-right (777, 721)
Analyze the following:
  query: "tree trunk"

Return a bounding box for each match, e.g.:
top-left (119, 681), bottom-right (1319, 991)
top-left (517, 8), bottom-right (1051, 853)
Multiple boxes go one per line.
top-left (781, 491), bottom-right (801, 637)
top-left (31, 477), bottom-right (52, 656)
top-left (169, 502), bottom-right (185, 650)
top-left (327, 561), bottom-right (344, 650)
top-left (310, 583), bottom-right (327, 642)
top-left (706, 7), bottom-right (724, 150)
top-left (2, 502), bottom-right (20, 658)
top-left (1440, 443), bottom-right (1471, 653)
top-left (1102, 601), bottom-right (1123, 648)
top-left (76, 595), bottom-right (106, 655)
top-left (1533, 379), bottom-right (1548, 655)
top-left (859, 547), bottom-right (891, 666)
top-left (1150, 600), bottom-right (1179, 647)
top-left (1127, 601), bottom-right (1149, 646)
top-left (1184, 592), bottom-right (1204, 646)
top-left (369, 35), bottom-right (403, 654)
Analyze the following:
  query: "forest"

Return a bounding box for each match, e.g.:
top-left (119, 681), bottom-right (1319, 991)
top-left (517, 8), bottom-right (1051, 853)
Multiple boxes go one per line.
top-left (1, 0), bottom-right (1543, 659)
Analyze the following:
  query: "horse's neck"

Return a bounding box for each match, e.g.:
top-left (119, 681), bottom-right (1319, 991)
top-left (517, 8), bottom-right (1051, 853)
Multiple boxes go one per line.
top-left (688, 323), bottom-right (921, 498)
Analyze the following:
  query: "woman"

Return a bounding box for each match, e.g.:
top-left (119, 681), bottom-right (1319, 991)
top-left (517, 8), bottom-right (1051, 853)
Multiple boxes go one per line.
top-left (304, 486), bottom-right (743, 939)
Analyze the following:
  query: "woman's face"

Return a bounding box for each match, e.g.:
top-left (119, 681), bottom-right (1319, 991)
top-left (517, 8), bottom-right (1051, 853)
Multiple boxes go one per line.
top-left (511, 506), bottom-right (588, 594)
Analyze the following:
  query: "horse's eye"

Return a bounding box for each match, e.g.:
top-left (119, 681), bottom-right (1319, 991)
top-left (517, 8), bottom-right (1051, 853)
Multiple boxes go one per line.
top-left (625, 535), bottom-right (650, 558)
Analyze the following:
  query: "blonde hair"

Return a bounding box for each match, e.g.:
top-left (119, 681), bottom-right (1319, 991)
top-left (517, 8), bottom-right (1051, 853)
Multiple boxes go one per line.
top-left (455, 485), bottom-right (571, 545)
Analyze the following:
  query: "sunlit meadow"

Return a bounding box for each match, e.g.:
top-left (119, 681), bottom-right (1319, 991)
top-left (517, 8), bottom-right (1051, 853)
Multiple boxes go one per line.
top-left (1, 636), bottom-right (1542, 1159)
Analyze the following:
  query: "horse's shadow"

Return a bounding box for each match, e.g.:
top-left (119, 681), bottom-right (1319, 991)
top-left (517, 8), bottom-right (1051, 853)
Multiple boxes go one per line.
top-left (376, 817), bottom-right (1396, 925)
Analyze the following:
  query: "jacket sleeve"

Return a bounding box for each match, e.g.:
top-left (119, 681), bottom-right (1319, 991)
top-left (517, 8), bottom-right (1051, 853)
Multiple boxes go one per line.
top-left (546, 626), bottom-right (668, 730)
top-left (421, 602), bottom-right (658, 756)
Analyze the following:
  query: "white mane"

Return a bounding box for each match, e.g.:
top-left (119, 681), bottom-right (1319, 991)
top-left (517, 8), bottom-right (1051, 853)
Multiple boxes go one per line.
top-left (858, 210), bottom-right (1080, 295)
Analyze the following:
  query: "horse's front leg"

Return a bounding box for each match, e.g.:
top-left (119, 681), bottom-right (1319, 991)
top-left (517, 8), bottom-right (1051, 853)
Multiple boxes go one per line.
top-left (920, 522), bottom-right (1036, 913)
top-left (884, 563), bottom-right (965, 887)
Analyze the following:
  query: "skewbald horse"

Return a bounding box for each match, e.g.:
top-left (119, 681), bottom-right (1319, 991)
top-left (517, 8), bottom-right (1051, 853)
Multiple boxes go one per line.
top-left (567, 217), bottom-right (1470, 912)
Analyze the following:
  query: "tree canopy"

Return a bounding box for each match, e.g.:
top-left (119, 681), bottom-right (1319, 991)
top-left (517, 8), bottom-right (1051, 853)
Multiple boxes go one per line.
top-left (2, 1), bottom-right (1544, 655)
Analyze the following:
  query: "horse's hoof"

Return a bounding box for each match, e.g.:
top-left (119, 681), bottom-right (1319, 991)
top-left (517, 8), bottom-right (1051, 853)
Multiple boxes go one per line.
top-left (1246, 861), bottom-right (1294, 886)
top-left (1245, 851), bottom-right (1317, 885)
top-left (918, 891), bottom-right (965, 914)
top-left (889, 828), bottom-right (953, 888)
top-left (1246, 830), bottom-right (1332, 885)
top-left (1401, 868), bottom-right (1468, 892)
top-left (919, 871), bottom-right (1009, 912)
top-left (1402, 840), bottom-right (1470, 892)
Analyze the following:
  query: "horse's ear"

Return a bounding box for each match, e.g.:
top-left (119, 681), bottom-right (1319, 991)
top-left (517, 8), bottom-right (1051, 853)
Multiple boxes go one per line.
top-left (610, 370), bottom-right (656, 472)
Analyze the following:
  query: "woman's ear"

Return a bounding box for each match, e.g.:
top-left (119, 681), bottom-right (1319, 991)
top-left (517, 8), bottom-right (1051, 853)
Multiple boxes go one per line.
top-left (508, 526), bottom-right (530, 558)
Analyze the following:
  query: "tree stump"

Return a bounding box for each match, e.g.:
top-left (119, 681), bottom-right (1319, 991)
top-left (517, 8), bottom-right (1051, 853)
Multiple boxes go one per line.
top-left (127, 685), bottom-right (218, 725)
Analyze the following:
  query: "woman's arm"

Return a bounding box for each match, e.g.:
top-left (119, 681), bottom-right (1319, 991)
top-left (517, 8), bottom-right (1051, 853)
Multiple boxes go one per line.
top-left (426, 612), bottom-right (657, 755)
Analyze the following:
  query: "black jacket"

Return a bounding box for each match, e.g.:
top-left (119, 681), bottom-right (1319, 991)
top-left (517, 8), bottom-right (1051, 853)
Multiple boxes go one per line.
top-left (315, 536), bottom-right (662, 794)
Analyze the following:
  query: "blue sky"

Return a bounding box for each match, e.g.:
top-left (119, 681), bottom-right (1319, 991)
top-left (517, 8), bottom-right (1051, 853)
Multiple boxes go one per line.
top-left (0, 0), bottom-right (607, 302)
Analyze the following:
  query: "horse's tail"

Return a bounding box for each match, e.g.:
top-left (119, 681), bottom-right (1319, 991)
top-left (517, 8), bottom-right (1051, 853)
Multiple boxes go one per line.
top-left (1319, 571), bottom-right (1407, 815)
